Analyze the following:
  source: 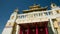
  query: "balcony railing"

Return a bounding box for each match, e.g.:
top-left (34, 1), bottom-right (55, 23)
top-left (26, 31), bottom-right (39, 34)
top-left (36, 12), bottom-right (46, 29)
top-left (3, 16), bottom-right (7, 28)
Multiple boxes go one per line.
top-left (18, 9), bottom-right (60, 19)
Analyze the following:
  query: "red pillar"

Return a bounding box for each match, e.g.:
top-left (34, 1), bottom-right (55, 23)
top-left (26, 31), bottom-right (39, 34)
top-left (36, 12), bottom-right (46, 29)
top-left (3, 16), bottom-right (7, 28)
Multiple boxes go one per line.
top-left (45, 27), bottom-right (48, 34)
top-left (20, 27), bottom-right (22, 34)
top-left (45, 22), bottom-right (48, 34)
top-left (27, 26), bottom-right (30, 34)
top-left (36, 25), bottom-right (38, 34)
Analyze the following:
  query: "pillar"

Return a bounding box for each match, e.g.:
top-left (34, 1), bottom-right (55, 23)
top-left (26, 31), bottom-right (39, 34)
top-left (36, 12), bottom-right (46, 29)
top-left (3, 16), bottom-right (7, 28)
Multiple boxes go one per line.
top-left (27, 26), bottom-right (30, 34)
top-left (36, 25), bottom-right (38, 34)
top-left (16, 25), bottom-right (20, 34)
top-left (49, 19), bottom-right (55, 34)
top-left (20, 26), bottom-right (23, 34)
top-left (45, 27), bottom-right (48, 34)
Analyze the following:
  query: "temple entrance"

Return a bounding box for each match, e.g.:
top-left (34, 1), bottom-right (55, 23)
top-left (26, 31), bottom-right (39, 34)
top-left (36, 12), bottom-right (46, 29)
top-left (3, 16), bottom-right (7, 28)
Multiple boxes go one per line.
top-left (19, 21), bottom-right (48, 34)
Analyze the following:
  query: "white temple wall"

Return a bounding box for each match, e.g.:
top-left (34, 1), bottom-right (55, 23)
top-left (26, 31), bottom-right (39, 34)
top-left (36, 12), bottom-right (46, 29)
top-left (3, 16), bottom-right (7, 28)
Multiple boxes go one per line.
top-left (2, 28), bottom-right (13, 34)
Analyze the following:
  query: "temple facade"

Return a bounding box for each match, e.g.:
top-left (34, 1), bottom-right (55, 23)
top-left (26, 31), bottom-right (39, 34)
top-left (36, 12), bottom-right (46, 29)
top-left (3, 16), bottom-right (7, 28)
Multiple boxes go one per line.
top-left (2, 3), bottom-right (60, 34)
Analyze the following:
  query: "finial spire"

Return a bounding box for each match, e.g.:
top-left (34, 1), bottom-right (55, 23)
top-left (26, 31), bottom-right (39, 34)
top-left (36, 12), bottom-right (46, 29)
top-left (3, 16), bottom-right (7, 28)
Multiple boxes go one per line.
top-left (14, 8), bottom-right (19, 12)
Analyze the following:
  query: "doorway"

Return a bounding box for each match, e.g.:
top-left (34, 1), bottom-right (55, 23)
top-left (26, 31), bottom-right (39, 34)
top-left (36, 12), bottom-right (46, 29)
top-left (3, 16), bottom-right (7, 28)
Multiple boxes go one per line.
top-left (19, 21), bottom-right (48, 34)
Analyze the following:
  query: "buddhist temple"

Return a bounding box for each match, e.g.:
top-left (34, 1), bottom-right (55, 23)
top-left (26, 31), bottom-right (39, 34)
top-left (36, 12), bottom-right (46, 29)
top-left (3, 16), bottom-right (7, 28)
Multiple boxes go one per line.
top-left (2, 3), bottom-right (60, 34)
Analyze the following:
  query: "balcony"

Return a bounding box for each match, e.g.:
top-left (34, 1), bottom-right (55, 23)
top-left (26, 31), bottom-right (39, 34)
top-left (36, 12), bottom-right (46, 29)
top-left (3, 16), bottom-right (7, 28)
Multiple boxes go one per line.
top-left (16, 9), bottom-right (60, 24)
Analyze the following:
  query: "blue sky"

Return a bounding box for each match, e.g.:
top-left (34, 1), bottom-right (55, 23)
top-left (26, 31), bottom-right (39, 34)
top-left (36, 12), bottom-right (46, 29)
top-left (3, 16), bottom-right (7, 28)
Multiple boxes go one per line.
top-left (0, 0), bottom-right (60, 34)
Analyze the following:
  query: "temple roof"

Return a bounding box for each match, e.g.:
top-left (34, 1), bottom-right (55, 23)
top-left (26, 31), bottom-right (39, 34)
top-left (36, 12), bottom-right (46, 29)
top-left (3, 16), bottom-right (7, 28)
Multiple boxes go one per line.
top-left (23, 4), bottom-right (48, 13)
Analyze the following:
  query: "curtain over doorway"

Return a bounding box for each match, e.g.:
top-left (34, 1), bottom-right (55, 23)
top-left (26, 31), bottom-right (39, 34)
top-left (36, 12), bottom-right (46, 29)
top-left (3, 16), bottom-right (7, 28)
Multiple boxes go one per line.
top-left (19, 22), bottom-right (48, 34)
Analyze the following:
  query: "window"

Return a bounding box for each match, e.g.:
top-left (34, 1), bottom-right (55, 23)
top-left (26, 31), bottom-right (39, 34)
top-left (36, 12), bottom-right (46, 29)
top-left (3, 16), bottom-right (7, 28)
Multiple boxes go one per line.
top-left (48, 11), bottom-right (53, 15)
top-left (18, 15), bottom-right (27, 19)
top-left (44, 12), bottom-right (48, 15)
top-left (11, 16), bottom-right (14, 19)
top-left (34, 13), bottom-right (39, 17)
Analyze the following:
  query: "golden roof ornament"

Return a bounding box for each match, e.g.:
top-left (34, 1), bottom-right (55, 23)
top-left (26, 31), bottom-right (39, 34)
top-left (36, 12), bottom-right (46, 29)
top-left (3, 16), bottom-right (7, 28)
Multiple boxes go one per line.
top-left (23, 4), bottom-right (48, 13)
top-left (29, 4), bottom-right (40, 9)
